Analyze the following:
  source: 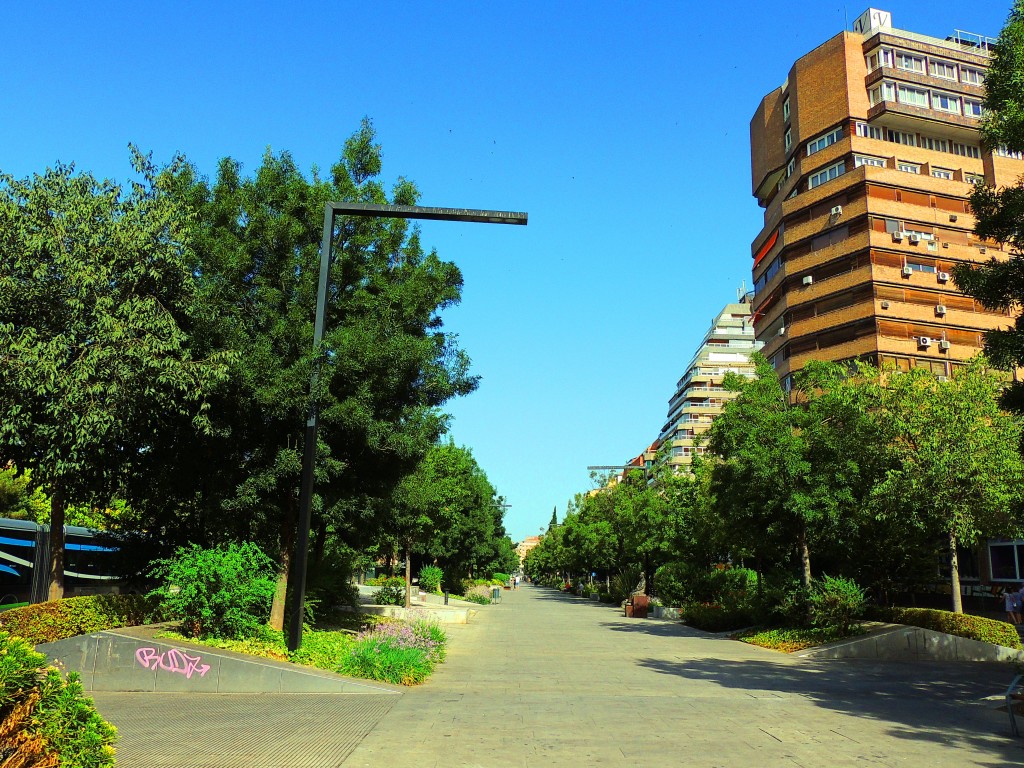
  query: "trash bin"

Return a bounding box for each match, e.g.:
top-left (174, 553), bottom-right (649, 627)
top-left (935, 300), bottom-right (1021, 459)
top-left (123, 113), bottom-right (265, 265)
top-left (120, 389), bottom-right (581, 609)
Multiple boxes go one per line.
top-left (491, 587), bottom-right (501, 604)
top-left (631, 594), bottom-right (649, 619)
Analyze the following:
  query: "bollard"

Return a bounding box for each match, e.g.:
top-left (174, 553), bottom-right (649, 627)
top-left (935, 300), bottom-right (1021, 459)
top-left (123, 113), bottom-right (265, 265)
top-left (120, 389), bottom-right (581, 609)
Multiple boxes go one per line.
top-left (444, 591), bottom-right (449, 605)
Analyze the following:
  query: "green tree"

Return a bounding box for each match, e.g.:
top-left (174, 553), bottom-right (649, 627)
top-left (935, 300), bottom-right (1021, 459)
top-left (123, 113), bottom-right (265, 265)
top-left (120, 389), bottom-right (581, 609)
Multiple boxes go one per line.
top-left (0, 466), bottom-right (49, 522)
top-left (952, 1), bottom-right (1024, 411)
top-left (706, 356), bottom-right (882, 592)
top-left (126, 121), bottom-right (478, 628)
top-left (0, 152), bottom-right (228, 599)
top-left (872, 358), bottom-right (1024, 613)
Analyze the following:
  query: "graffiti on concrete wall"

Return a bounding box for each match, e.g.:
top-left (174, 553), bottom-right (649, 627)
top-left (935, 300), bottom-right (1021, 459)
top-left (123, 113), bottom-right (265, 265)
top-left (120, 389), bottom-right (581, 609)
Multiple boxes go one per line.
top-left (135, 647), bottom-right (211, 679)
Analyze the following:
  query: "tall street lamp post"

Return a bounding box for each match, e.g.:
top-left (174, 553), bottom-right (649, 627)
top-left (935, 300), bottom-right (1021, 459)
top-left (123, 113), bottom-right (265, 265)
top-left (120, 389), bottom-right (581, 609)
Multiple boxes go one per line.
top-left (288, 202), bottom-right (527, 651)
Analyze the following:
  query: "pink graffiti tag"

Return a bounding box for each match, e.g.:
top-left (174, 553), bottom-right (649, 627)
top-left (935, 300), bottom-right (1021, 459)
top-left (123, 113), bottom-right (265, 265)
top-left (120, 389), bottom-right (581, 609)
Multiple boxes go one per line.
top-left (135, 647), bottom-right (211, 680)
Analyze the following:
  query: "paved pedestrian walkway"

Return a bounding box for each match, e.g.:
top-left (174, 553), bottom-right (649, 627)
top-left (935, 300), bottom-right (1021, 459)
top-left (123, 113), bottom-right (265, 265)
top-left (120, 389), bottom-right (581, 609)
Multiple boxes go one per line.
top-left (342, 585), bottom-right (1023, 768)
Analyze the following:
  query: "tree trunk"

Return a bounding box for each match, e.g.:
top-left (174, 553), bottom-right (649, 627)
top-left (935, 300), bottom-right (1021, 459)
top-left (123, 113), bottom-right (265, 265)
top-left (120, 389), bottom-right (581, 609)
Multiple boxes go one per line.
top-left (404, 544), bottom-right (412, 609)
top-left (47, 487), bottom-right (66, 601)
top-left (948, 530), bottom-right (963, 614)
top-left (268, 496), bottom-right (298, 631)
top-left (798, 525), bottom-right (812, 590)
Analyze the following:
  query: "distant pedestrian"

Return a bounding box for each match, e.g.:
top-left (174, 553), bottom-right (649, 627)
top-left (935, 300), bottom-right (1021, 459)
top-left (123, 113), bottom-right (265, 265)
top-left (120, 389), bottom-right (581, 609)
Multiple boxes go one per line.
top-left (1004, 585), bottom-right (1022, 625)
top-left (513, 575), bottom-right (519, 590)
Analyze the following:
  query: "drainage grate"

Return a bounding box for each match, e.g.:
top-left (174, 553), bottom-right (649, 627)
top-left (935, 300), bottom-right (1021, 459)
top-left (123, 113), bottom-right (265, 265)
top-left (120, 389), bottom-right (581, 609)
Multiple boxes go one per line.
top-left (90, 693), bottom-right (398, 768)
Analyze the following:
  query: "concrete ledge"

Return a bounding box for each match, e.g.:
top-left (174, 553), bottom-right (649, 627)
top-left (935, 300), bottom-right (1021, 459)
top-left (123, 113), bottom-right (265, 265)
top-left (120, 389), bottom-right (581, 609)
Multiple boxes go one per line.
top-left (37, 630), bottom-right (403, 695)
top-left (797, 622), bottom-right (1024, 663)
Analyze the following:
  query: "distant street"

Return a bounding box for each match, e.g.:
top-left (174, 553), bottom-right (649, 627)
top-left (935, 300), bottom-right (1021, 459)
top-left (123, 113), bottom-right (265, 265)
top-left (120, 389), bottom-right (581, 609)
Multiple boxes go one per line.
top-left (343, 586), bottom-right (1023, 768)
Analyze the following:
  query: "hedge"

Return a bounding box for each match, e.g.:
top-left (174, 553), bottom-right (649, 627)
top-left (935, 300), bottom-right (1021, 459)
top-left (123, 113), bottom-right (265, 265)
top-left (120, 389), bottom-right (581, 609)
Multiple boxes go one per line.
top-left (0, 594), bottom-right (162, 645)
top-left (866, 606), bottom-right (1023, 650)
top-left (0, 631), bottom-right (117, 767)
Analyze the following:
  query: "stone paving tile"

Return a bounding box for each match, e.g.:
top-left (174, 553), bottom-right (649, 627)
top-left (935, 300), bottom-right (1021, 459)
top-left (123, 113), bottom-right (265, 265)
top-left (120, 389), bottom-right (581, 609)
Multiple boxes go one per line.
top-left (341, 585), bottom-right (1024, 768)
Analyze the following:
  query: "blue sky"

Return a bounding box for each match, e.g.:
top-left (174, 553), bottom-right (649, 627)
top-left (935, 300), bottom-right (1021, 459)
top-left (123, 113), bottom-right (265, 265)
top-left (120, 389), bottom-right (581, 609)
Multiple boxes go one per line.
top-left (2, 2), bottom-right (1011, 542)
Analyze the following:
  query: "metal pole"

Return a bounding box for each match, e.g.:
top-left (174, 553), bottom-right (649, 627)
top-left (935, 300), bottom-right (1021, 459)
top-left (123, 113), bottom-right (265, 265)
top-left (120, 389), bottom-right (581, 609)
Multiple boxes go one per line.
top-left (287, 202), bottom-right (526, 651)
top-left (288, 204), bottom-right (336, 652)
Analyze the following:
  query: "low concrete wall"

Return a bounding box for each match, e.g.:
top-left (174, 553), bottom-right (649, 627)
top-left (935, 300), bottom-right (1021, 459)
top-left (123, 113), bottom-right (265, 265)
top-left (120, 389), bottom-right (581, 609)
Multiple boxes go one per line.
top-left (38, 631), bottom-right (403, 694)
top-left (798, 623), bottom-right (1024, 663)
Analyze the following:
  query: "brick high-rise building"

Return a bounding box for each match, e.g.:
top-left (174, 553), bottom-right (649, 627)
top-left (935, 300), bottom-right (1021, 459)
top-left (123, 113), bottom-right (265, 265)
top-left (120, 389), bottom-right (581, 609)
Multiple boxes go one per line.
top-left (749, 8), bottom-right (1021, 386)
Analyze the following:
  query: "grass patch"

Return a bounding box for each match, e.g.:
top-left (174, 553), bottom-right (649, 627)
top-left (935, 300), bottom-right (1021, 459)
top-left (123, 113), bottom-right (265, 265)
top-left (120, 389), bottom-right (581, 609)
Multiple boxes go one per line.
top-left (735, 625), bottom-right (867, 653)
top-left (156, 613), bottom-right (447, 686)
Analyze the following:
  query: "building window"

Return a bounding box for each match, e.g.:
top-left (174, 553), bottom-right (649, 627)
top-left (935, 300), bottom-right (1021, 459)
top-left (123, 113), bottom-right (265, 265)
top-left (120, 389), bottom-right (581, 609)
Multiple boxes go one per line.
top-left (784, 128), bottom-right (792, 152)
top-left (921, 136), bottom-right (948, 152)
top-left (897, 161), bottom-right (921, 174)
top-left (989, 541), bottom-right (1024, 581)
top-left (855, 121), bottom-right (884, 140)
top-left (786, 157), bottom-right (796, 178)
top-left (932, 92), bottom-right (961, 114)
top-left (962, 67), bottom-right (985, 86)
top-left (865, 47), bottom-right (892, 72)
top-left (897, 84), bottom-right (930, 108)
top-left (783, 96), bottom-right (790, 121)
top-left (887, 129), bottom-right (917, 147)
top-left (951, 141), bottom-right (981, 159)
top-left (965, 173), bottom-right (985, 184)
top-left (854, 154), bottom-right (886, 168)
top-left (895, 52), bottom-right (925, 73)
top-left (806, 127), bottom-right (843, 156)
top-left (963, 99), bottom-right (983, 118)
top-left (931, 167), bottom-right (953, 179)
top-left (997, 145), bottom-right (1024, 160)
top-left (869, 82), bottom-right (896, 105)
top-left (929, 60), bottom-right (957, 80)
top-left (808, 160), bottom-right (846, 190)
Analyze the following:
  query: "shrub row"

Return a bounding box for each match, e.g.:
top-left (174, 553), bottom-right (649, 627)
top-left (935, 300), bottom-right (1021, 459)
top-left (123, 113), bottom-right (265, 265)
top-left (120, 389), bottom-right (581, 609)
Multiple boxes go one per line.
top-left (0, 594), bottom-right (162, 645)
top-left (0, 631), bottom-right (117, 767)
top-left (680, 603), bottom-right (755, 633)
top-left (866, 606), bottom-right (1023, 650)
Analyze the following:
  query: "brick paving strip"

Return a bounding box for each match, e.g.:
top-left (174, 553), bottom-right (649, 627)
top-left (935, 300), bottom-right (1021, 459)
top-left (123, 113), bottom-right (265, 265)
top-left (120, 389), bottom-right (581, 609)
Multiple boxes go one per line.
top-left (341, 586), bottom-right (1024, 768)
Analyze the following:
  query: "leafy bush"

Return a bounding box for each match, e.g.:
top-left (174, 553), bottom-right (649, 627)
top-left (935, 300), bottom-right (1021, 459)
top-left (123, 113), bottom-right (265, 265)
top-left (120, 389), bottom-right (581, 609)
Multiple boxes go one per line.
top-left (866, 606), bottom-right (1022, 650)
top-left (306, 547), bottom-right (359, 610)
top-left (372, 577), bottom-right (407, 606)
top-left (366, 575), bottom-right (389, 587)
top-left (0, 631), bottom-right (117, 767)
top-left (148, 542), bottom-right (277, 639)
top-left (680, 602), bottom-right (754, 633)
top-left (461, 593), bottom-right (491, 605)
top-left (599, 591), bottom-right (612, 603)
top-left (0, 594), bottom-right (162, 645)
top-left (491, 573), bottom-right (510, 585)
top-left (418, 565), bottom-right (443, 594)
top-left (653, 562), bottom-right (689, 606)
top-left (809, 575), bottom-right (866, 633)
top-left (610, 565), bottom-right (642, 603)
top-left (337, 619), bottom-right (446, 685)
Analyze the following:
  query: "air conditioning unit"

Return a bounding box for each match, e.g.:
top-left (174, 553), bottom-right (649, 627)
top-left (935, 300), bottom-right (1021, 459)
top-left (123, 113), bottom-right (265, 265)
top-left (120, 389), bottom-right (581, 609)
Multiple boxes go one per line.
top-left (909, 233), bottom-right (921, 244)
top-left (938, 339), bottom-right (951, 350)
top-left (935, 304), bottom-right (947, 316)
top-left (802, 275), bottom-right (814, 286)
top-left (880, 300), bottom-right (890, 309)
top-left (830, 205), bottom-right (843, 216)
top-left (937, 271), bottom-right (950, 282)
top-left (777, 326), bottom-right (787, 337)
top-left (902, 265), bottom-right (914, 277)
top-left (937, 375), bottom-right (949, 382)
top-left (892, 231), bottom-right (904, 242)
top-left (980, 246), bottom-right (987, 254)
top-left (918, 336), bottom-right (933, 348)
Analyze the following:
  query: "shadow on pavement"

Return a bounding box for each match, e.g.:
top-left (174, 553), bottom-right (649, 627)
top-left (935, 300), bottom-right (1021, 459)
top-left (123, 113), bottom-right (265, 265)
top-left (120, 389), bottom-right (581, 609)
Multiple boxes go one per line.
top-left (636, 654), bottom-right (1023, 763)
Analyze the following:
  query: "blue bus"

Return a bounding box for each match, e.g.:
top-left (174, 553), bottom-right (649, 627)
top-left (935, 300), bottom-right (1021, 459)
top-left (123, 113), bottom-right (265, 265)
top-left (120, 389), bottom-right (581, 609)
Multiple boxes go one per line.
top-left (0, 517), bottom-right (123, 604)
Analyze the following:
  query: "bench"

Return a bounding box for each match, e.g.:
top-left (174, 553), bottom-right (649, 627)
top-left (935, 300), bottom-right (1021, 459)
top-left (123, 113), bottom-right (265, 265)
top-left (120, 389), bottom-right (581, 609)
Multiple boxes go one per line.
top-left (1008, 674), bottom-right (1023, 737)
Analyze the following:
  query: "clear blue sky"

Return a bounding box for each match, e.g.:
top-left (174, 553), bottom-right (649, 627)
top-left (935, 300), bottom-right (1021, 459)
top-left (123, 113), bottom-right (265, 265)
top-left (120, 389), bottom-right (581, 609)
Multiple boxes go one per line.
top-left (2, 2), bottom-right (1011, 542)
